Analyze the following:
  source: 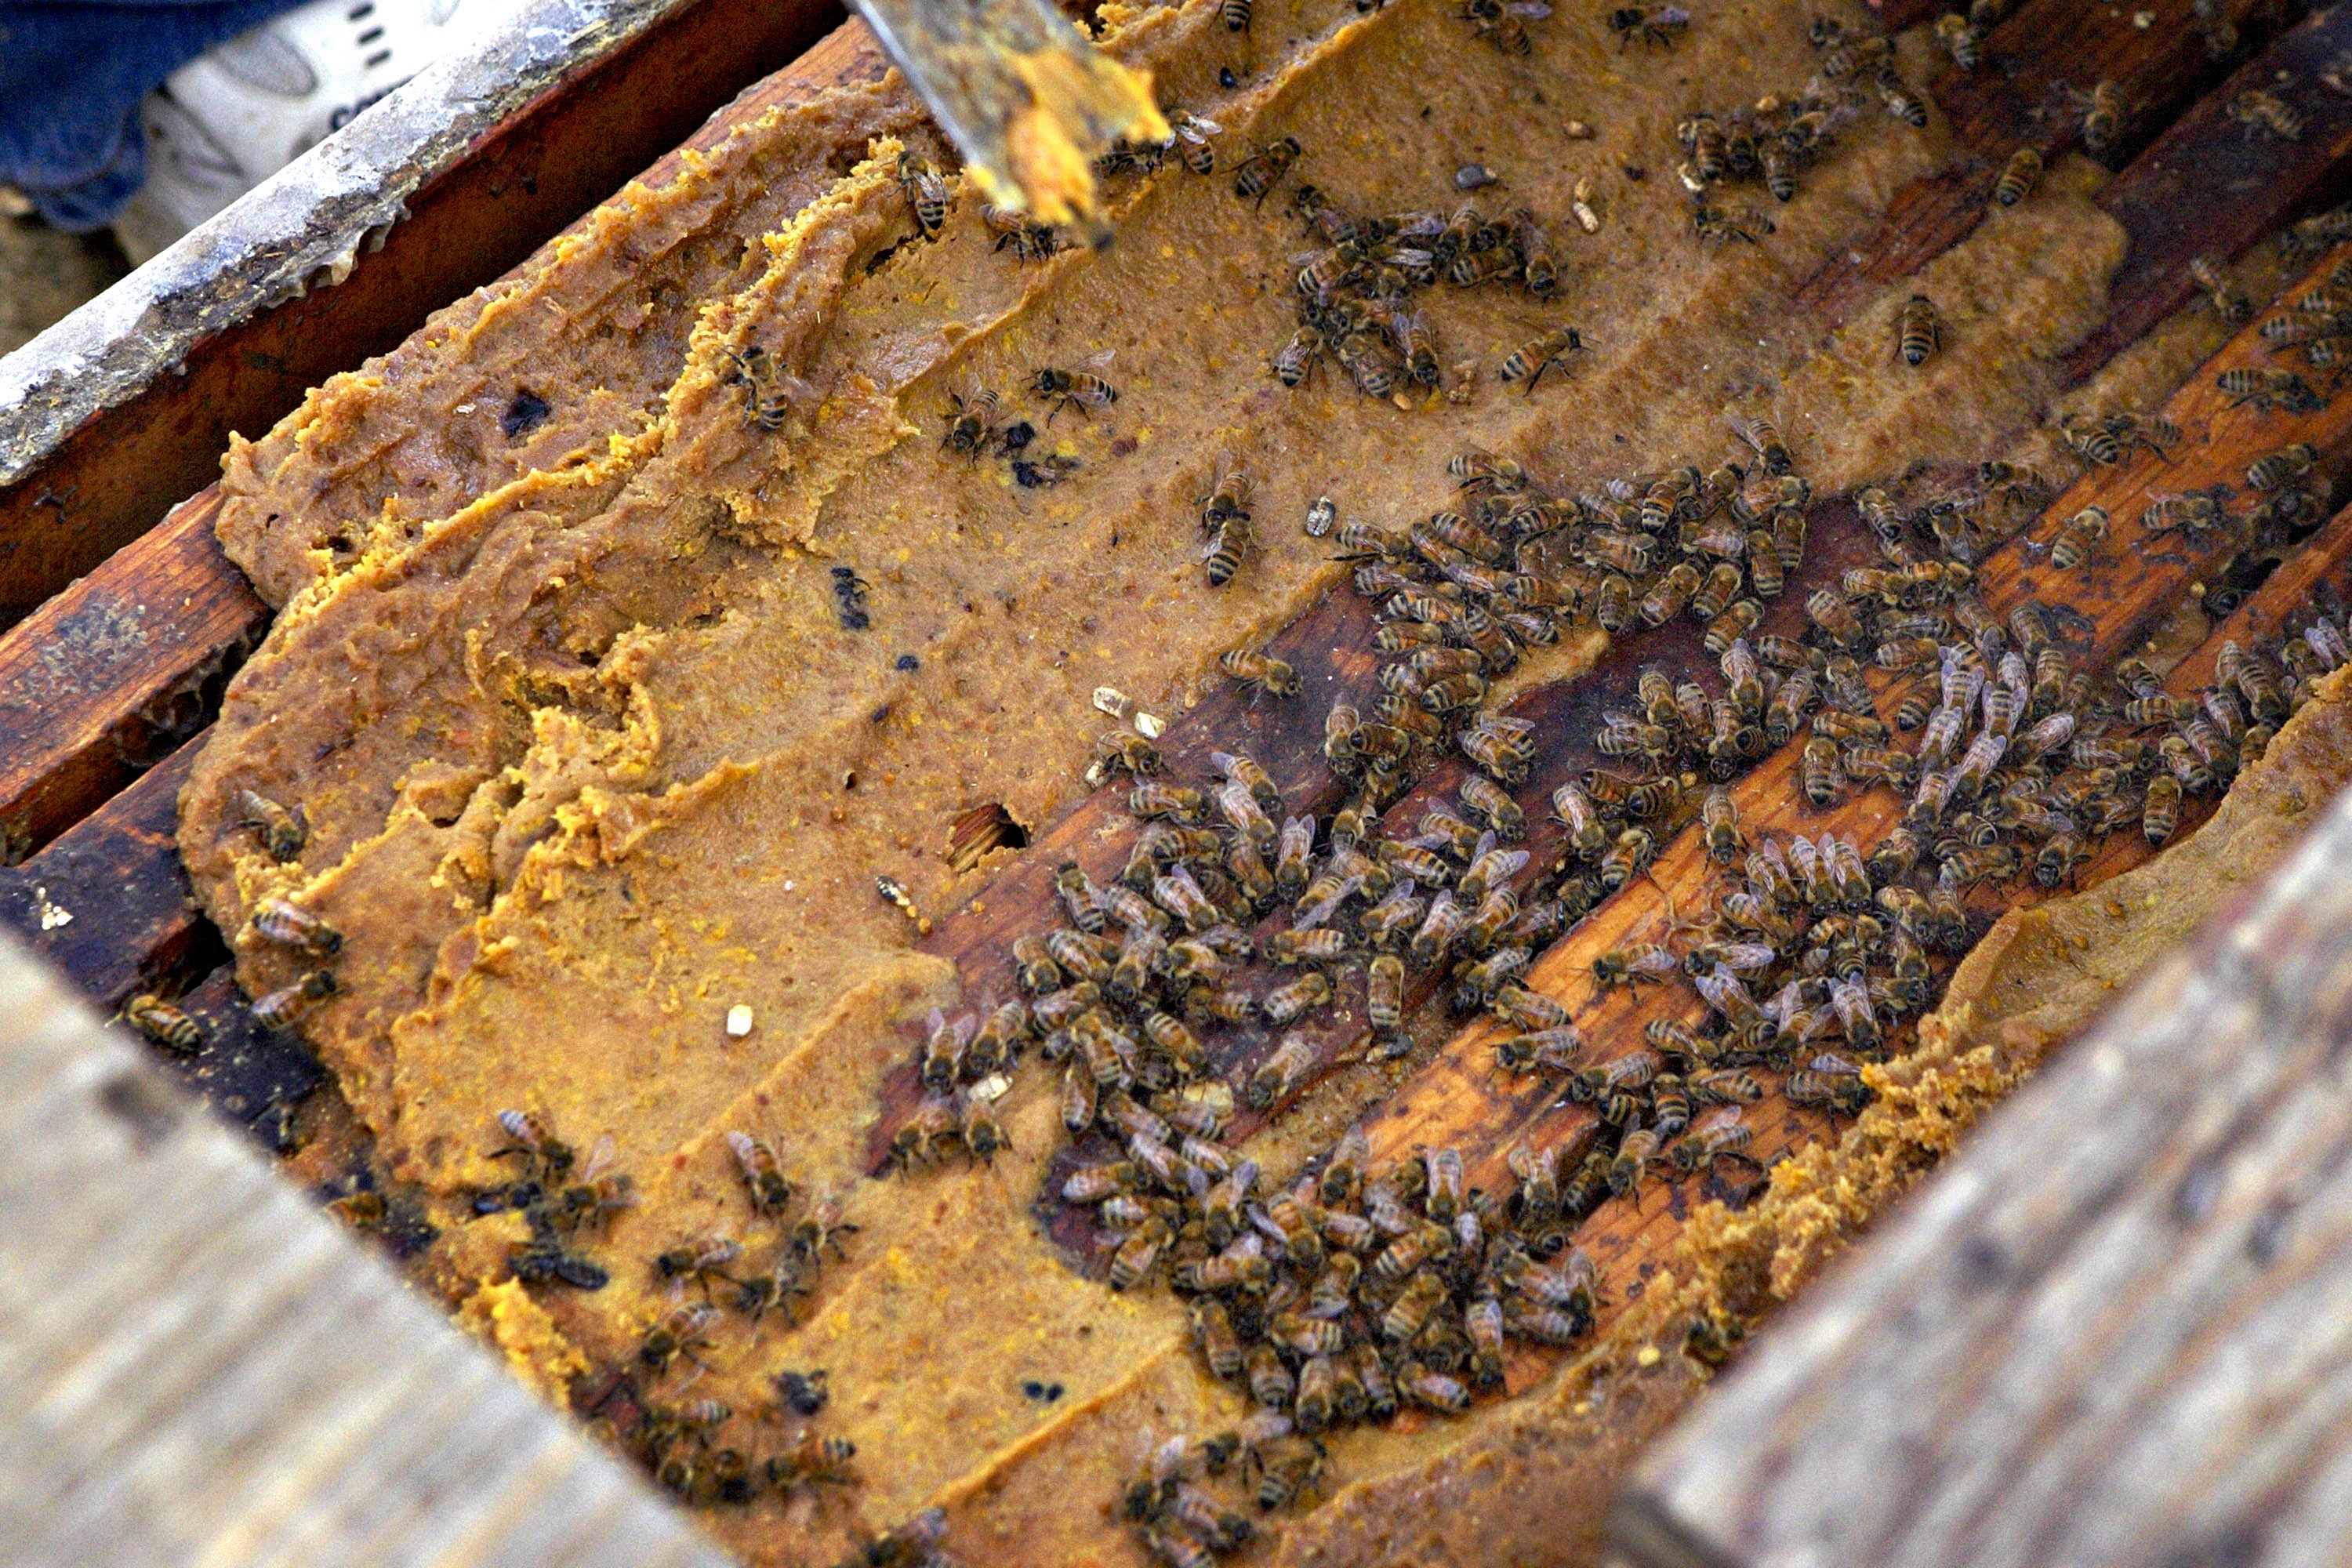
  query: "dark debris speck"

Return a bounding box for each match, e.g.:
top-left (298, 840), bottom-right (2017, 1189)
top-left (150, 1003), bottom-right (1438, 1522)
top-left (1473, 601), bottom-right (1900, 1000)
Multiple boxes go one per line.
top-left (501, 390), bottom-right (551, 439)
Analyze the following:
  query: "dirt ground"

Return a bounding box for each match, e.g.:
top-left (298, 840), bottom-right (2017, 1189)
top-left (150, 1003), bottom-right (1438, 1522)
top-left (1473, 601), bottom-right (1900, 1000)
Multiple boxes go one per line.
top-left (0, 203), bottom-right (129, 358)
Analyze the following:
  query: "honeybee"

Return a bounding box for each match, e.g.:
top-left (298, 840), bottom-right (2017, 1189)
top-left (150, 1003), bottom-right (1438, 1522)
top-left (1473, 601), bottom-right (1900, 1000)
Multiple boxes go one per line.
top-left (726, 344), bottom-right (810, 432)
top-left (2049, 504), bottom-right (2110, 569)
top-left (1700, 787), bottom-right (1746, 863)
top-left (1499, 327), bottom-right (1587, 391)
top-left (1221, 0), bottom-right (1251, 28)
top-left (897, 151), bottom-right (949, 236)
top-left (1607, 4), bottom-right (1689, 49)
top-left (1458, 772), bottom-right (1525, 840)
top-left (1273, 325), bottom-right (1326, 387)
top-left (891, 1095), bottom-right (961, 1167)
top-left (2247, 441), bottom-right (2318, 491)
top-left (124, 993), bottom-right (202, 1054)
top-left (1030, 358), bottom-right (1118, 422)
top-left (639, 1304), bottom-right (717, 1376)
top-left (251, 968), bottom-right (336, 1031)
top-left (1248, 1031), bottom-right (1320, 1109)
top-left (1262, 971), bottom-right (1334, 1027)
top-left (1988, 143), bottom-right (2043, 207)
top-left (1169, 108), bottom-right (1222, 173)
top-left (1896, 293), bottom-right (1941, 365)
top-left (1806, 586), bottom-right (1867, 646)
top-left (1459, 713), bottom-right (1537, 783)
top-left (1232, 136), bottom-right (1303, 205)
top-left (770, 1432), bottom-right (858, 1489)
top-left (2228, 89), bottom-right (2305, 140)
top-left (2081, 80), bottom-right (2124, 150)
top-left (2143, 772), bottom-right (2183, 844)
top-left (2183, 254), bottom-right (2253, 326)
top-left (234, 787), bottom-right (307, 861)
top-left (1593, 942), bottom-right (1676, 985)
top-left (727, 1129), bottom-right (793, 1212)
top-left (653, 1229), bottom-right (741, 1290)
top-left (1799, 735), bottom-right (1842, 807)
top-left (1936, 11), bottom-right (1979, 67)
top-left (1599, 827), bottom-right (1656, 891)
top-left (1253, 1434), bottom-right (1327, 1511)
top-left (2141, 491), bottom-right (2225, 535)
top-left (940, 389), bottom-right (999, 459)
top-left (1641, 561), bottom-right (1703, 626)
top-left (1513, 209), bottom-right (1559, 295)
top-left (1679, 112), bottom-right (1728, 182)
top-left (1221, 646), bottom-right (1301, 697)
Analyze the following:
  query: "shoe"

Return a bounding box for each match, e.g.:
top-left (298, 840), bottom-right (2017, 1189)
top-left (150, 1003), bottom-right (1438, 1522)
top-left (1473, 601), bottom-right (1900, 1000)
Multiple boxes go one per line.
top-left (113, 0), bottom-right (515, 264)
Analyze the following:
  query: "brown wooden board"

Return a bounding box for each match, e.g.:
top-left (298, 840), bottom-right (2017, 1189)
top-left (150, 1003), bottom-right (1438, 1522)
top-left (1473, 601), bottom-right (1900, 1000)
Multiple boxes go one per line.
top-left (1798, 0), bottom-right (2321, 333)
top-left (0, 0), bottom-right (853, 630)
top-left (0, 739), bottom-right (215, 1014)
top-left (0, 490), bottom-right (261, 864)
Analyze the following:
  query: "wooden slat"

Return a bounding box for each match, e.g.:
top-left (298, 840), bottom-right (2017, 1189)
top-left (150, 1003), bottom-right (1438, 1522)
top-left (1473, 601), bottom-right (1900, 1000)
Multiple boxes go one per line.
top-left (2060, 4), bottom-right (2352, 381)
top-left (1608, 770), bottom-right (2352, 1568)
top-left (0, 935), bottom-right (731, 1568)
top-left (1798, 0), bottom-right (2321, 333)
top-left (0, 0), bottom-right (851, 630)
top-left (0, 741), bottom-right (215, 1014)
top-left (0, 490), bottom-right (260, 863)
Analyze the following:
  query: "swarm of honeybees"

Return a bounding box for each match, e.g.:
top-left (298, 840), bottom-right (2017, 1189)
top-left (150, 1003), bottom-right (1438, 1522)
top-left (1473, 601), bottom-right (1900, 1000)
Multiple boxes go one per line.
top-left (1671, 15), bottom-right (1940, 246)
top-left (1263, 165), bottom-right (1577, 402)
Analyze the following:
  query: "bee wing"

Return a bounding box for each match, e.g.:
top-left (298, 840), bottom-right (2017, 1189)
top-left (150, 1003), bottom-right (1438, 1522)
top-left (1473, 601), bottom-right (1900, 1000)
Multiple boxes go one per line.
top-left (1081, 347), bottom-right (1119, 369)
top-left (496, 1109), bottom-right (534, 1142)
top-left (1812, 1051), bottom-right (1864, 1076)
top-left (1179, 115), bottom-right (1223, 138)
top-left (954, 1011), bottom-right (978, 1047)
top-left (1507, 2), bottom-right (1551, 15)
top-left (579, 1132), bottom-right (618, 1183)
top-left (725, 1129), bottom-right (759, 1169)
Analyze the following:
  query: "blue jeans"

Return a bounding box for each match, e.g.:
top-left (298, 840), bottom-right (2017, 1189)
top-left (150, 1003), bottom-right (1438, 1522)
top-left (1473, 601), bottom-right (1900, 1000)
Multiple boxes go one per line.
top-left (1, 0), bottom-right (309, 228)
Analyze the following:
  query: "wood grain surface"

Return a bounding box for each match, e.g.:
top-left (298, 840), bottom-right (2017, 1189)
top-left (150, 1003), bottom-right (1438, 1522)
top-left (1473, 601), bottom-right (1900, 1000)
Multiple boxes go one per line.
top-left (0, 935), bottom-right (732, 1568)
top-left (1610, 771), bottom-right (2352, 1568)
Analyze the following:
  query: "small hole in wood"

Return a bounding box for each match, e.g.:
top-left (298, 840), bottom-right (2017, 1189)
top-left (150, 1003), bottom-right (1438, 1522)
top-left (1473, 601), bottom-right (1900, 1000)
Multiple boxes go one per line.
top-left (949, 804), bottom-right (1029, 874)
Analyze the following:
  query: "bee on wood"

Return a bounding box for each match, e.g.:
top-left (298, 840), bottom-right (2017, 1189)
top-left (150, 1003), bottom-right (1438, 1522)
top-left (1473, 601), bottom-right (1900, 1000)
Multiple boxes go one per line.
top-left (1875, 68), bottom-right (1929, 128)
top-left (1675, 1106), bottom-right (1753, 1170)
top-left (1679, 112), bottom-right (1728, 182)
top-left (940, 388), bottom-right (1000, 458)
top-left (234, 788), bottom-right (307, 862)
top-left (252, 968), bottom-right (336, 1031)
top-left (1608, 5), bottom-right (1688, 49)
top-left (770, 1432), bottom-right (858, 1490)
top-left (1262, 971), bottom-right (1334, 1026)
top-left (1991, 144), bottom-right (2042, 207)
top-left (1936, 12), bottom-right (1980, 68)
top-left (1222, 646), bottom-right (1301, 697)
top-left (1700, 786), bottom-right (1747, 864)
top-left (2229, 89), bottom-right (2305, 141)
top-left (124, 993), bottom-right (201, 1054)
top-left (1459, 772), bottom-right (1525, 840)
top-left (1232, 136), bottom-right (1303, 205)
top-left (960, 1091), bottom-right (1011, 1163)
top-left (1786, 1063), bottom-right (1873, 1117)
top-left (890, 1095), bottom-right (960, 1168)
top-left (234, 896), bottom-right (332, 958)
top-left (1896, 293), bottom-right (1941, 366)
top-left (1599, 827), bottom-right (1656, 891)
top-left (1106, 1221), bottom-right (1172, 1292)
top-left (2080, 80), bottom-right (2124, 151)
top-left (1500, 326), bottom-right (1588, 392)
top-left (2143, 771), bottom-right (2183, 844)
top-left (1593, 942), bottom-right (1677, 986)
top-left (897, 151), bottom-right (949, 237)
top-left (2188, 255), bottom-right (2252, 325)
top-left (1696, 559), bottom-right (1750, 620)
top-left (2247, 441), bottom-right (2318, 491)
top-left (920, 1009), bottom-right (975, 1092)
top-left (1029, 357), bottom-right (1118, 423)
top-left (1249, 1031), bottom-right (1320, 1109)
top-left (2048, 504), bottom-right (2109, 569)
top-left (2141, 491), bottom-right (2226, 535)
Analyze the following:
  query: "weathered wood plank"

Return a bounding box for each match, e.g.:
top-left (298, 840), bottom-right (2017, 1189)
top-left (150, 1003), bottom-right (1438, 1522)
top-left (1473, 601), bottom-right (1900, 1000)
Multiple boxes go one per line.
top-left (0, 740), bottom-right (214, 1014)
top-left (1608, 760), bottom-right (2352, 1568)
top-left (0, 490), bottom-right (261, 864)
top-left (0, 935), bottom-right (731, 1568)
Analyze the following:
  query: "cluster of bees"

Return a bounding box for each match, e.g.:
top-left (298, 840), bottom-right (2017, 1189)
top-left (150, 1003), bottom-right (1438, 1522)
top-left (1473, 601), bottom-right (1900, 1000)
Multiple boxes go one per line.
top-left (938, 384), bottom-right (1088, 489)
top-left (2254, 256), bottom-right (2352, 382)
top-left (463, 1106), bottom-right (880, 1516)
top-left (125, 803), bottom-right (343, 1057)
top-left (1265, 166), bottom-right (1579, 402)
